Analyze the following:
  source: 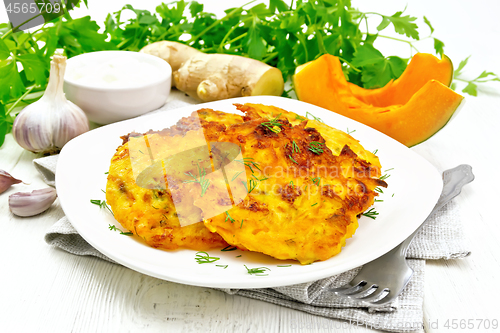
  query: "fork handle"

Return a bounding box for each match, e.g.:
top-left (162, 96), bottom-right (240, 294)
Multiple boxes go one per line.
top-left (398, 164), bottom-right (475, 256)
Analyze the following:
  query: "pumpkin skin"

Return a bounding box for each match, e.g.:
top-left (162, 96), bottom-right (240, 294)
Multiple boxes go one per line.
top-left (347, 53), bottom-right (454, 107)
top-left (293, 54), bottom-right (464, 147)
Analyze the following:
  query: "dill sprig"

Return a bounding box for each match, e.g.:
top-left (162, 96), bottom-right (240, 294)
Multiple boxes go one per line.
top-left (225, 211), bottom-right (235, 223)
top-left (241, 179), bottom-right (258, 193)
top-left (308, 141), bottom-right (324, 155)
top-left (108, 224), bottom-right (133, 236)
top-left (244, 265), bottom-right (270, 276)
top-left (216, 265), bottom-right (228, 269)
top-left (90, 199), bottom-right (114, 215)
top-left (231, 171), bottom-right (244, 182)
top-left (310, 177), bottom-right (321, 186)
top-left (277, 265), bottom-right (292, 267)
top-left (362, 208), bottom-right (379, 219)
top-left (311, 202), bottom-right (318, 207)
top-left (295, 114), bottom-right (306, 121)
top-left (235, 157), bottom-right (261, 173)
top-left (251, 174), bottom-right (268, 181)
top-left (289, 155), bottom-right (298, 164)
top-left (372, 149), bottom-right (379, 154)
top-left (222, 245), bottom-right (238, 252)
top-left (347, 128), bottom-right (356, 135)
top-left (261, 113), bottom-right (283, 133)
top-left (195, 251), bottom-right (220, 264)
top-left (375, 187), bottom-right (384, 194)
top-left (292, 140), bottom-right (301, 153)
top-left (184, 162), bottom-right (210, 197)
top-left (306, 112), bottom-right (323, 123)
top-left (379, 173), bottom-right (391, 180)
top-left (240, 219), bottom-right (244, 229)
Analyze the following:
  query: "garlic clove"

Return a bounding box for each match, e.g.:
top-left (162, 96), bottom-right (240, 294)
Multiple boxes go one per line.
top-left (0, 170), bottom-right (23, 194)
top-left (9, 187), bottom-right (57, 217)
top-left (12, 55), bottom-right (89, 154)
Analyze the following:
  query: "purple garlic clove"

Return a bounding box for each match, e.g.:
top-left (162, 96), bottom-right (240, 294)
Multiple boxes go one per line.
top-left (9, 187), bottom-right (57, 217)
top-left (0, 170), bottom-right (23, 194)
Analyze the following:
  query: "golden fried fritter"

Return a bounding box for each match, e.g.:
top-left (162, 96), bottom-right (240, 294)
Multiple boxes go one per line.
top-left (106, 109), bottom-right (243, 251)
top-left (202, 106), bottom-right (386, 264)
top-left (106, 103), bottom-right (386, 263)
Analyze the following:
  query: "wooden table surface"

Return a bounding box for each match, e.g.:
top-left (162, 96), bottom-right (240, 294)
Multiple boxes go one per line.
top-left (1, 1), bottom-right (499, 332)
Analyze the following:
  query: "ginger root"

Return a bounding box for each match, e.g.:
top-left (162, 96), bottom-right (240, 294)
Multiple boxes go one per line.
top-left (140, 41), bottom-right (284, 102)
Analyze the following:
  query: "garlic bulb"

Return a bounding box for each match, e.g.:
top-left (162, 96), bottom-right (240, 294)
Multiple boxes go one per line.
top-left (9, 187), bottom-right (57, 217)
top-left (12, 55), bottom-right (89, 154)
top-left (0, 169), bottom-right (22, 194)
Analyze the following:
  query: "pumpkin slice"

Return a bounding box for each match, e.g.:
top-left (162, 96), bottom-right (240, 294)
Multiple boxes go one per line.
top-left (294, 54), bottom-right (464, 147)
top-left (346, 53), bottom-right (454, 107)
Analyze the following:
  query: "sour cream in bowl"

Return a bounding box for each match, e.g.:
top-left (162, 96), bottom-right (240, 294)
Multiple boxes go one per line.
top-left (64, 51), bottom-right (172, 124)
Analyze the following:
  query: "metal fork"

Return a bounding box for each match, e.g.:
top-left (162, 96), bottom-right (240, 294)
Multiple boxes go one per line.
top-left (330, 164), bottom-right (475, 306)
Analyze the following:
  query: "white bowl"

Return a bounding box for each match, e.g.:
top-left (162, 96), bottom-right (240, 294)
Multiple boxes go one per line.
top-left (64, 50), bottom-right (172, 125)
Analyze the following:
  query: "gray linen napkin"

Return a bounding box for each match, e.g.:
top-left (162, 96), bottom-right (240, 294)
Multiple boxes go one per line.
top-left (35, 97), bottom-right (471, 332)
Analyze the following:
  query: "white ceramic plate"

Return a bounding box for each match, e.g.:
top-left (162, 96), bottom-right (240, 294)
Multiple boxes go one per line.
top-left (57, 96), bottom-right (442, 289)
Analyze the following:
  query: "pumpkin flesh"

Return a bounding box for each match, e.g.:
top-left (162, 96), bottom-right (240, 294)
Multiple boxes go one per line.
top-left (347, 53), bottom-right (454, 107)
top-left (294, 54), bottom-right (464, 147)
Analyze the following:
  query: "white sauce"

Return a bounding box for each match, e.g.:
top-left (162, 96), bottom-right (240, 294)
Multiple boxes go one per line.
top-left (65, 54), bottom-right (163, 88)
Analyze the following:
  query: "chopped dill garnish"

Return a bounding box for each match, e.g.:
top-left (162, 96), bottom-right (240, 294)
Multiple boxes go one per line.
top-left (216, 265), bottom-right (228, 269)
top-left (375, 199), bottom-right (384, 202)
top-left (311, 202), bottom-right (318, 207)
top-left (244, 265), bottom-right (270, 276)
top-left (108, 224), bottom-right (132, 236)
top-left (195, 251), bottom-right (220, 264)
top-left (306, 111), bottom-right (323, 123)
top-left (104, 172), bottom-right (109, 175)
top-left (139, 150), bottom-right (144, 154)
top-left (362, 208), bottom-right (379, 220)
top-left (347, 128), bottom-right (356, 135)
top-left (372, 149), bottom-right (379, 154)
top-left (241, 179), bottom-right (258, 193)
top-left (236, 255), bottom-right (242, 258)
top-left (91, 199), bottom-right (114, 215)
top-left (392, 193), bottom-right (395, 197)
top-left (308, 141), bottom-right (324, 155)
top-left (310, 177), bottom-right (321, 186)
top-left (235, 157), bottom-right (261, 173)
top-left (379, 174), bottom-right (391, 180)
top-left (231, 171), bottom-right (244, 182)
top-left (384, 168), bottom-right (394, 172)
top-left (184, 162), bottom-right (210, 197)
top-left (375, 187), bottom-right (384, 194)
top-left (222, 245), bottom-right (238, 252)
top-left (277, 265), bottom-right (292, 267)
top-left (152, 205), bottom-right (159, 210)
top-left (225, 211), bottom-right (235, 223)
top-left (251, 174), bottom-right (268, 181)
top-left (261, 113), bottom-right (283, 133)
top-left (240, 219), bottom-right (244, 229)
top-left (101, 189), bottom-right (106, 194)
top-left (292, 140), bottom-right (301, 153)
top-left (295, 114), bottom-right (306, 121)
top-left (289, 155), bottom-right (298, 164)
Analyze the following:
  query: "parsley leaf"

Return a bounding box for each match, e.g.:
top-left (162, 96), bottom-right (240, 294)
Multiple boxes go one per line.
top-left (378, 11), bottom-right (419, 40)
